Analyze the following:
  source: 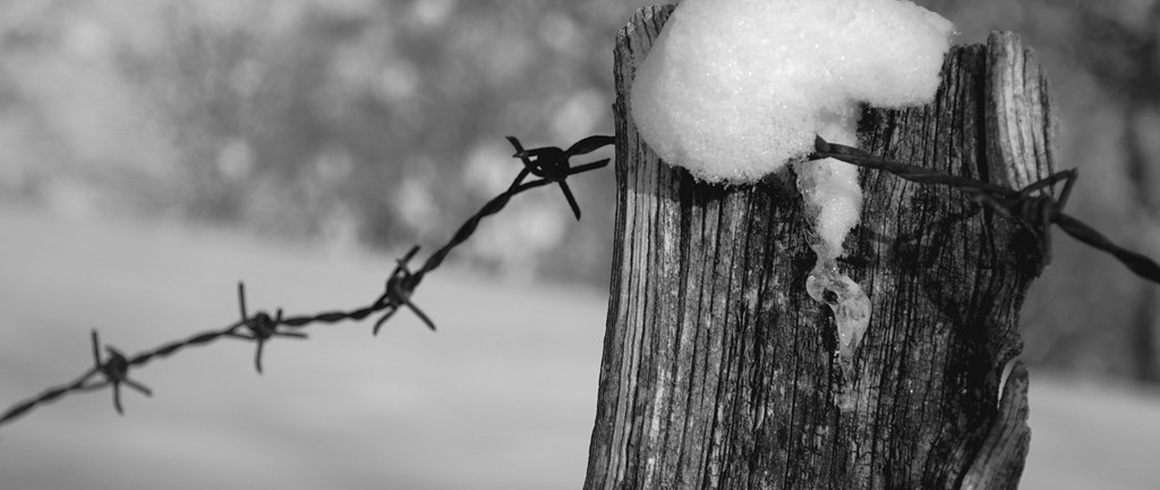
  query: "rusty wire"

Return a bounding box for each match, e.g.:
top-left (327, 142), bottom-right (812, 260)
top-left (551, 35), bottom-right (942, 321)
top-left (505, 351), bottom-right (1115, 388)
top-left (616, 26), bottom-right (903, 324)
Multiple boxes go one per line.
top-left (0, 134), bottom-right (613, 429)
top-left (810, 135), bottom-right (1160, 283)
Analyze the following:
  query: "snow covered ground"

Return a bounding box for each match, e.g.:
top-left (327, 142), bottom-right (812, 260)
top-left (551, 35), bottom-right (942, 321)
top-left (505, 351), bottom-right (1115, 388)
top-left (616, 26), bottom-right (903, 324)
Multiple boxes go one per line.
top-left (1, 207), bottom-right (1158, 490)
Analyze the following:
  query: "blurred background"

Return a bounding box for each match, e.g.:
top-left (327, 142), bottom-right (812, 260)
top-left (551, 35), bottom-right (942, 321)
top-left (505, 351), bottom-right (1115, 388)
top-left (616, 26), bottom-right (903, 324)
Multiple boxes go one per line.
top-left (1, 0), bottom-right (1159, 489)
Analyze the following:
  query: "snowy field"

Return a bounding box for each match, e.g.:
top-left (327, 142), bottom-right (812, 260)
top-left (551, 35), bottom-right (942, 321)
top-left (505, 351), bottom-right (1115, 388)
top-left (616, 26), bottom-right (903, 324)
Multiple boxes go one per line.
top-left (1, 206), bottom-right (1158, 490)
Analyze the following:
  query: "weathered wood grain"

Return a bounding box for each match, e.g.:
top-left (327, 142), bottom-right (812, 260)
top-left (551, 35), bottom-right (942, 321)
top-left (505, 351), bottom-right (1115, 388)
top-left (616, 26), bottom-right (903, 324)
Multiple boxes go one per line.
top-left (585, 5), bottom-right (1053, 489)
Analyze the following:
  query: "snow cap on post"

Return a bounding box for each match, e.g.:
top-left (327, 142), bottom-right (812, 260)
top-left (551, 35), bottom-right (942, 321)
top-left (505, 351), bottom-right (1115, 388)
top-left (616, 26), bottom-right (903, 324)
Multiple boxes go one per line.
top-left (631, 0), bottom-right (955, 184)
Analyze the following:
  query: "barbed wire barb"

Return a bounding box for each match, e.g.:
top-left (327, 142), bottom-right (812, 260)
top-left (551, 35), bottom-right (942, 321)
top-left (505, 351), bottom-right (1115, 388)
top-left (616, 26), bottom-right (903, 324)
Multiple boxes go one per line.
top-left (505, 135), bottom-right (613, 220)
top-left (89, 329), bottom-right (153, 415)
top-left (228, 282), bottom-right (306, 374)
top-left (372, 245), bottom-right (433, 334)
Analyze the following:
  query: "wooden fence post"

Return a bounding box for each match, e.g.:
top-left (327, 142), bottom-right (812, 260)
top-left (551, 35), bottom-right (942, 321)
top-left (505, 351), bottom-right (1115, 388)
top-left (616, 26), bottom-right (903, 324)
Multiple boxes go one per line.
top-left (584, 6), bottom-right (1055, 489)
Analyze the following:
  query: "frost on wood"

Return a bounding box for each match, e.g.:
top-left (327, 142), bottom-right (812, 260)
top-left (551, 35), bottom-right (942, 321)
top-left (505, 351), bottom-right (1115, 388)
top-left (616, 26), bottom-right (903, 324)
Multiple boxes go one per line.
top-left (630, 0), bottom-right (953, 366)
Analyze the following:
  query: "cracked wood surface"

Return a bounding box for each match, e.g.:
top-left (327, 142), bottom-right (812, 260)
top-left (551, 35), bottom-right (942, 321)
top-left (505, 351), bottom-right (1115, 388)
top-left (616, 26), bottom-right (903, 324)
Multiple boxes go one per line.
top-left (585, 6), bottom-right (1053, 490)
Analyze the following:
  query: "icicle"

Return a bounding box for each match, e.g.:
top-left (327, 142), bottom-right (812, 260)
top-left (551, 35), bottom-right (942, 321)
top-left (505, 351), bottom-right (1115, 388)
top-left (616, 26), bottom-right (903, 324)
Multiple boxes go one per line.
top-left (794, 157), bottom-right (872, 383)
top-left (806, 257), bottom-right (871, 369)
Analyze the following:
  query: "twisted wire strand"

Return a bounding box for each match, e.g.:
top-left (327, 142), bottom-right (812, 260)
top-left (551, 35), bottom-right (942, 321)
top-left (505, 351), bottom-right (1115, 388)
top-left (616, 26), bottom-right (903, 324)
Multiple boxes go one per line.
top-left (809, 136), bottom-right (1018, 198)
top-left (414, 177), bottom-right (553, 282)
top-left (1054, 213), bottom-right (1160, 281)
top-left (0, 370), bottom-right (100, 426)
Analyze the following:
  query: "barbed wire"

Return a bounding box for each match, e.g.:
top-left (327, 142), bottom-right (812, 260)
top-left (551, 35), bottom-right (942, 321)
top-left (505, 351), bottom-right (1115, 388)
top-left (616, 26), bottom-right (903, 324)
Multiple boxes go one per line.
top-left (6, 131), bottom-right (1157, 431)
top-left (0, 134), bottom-right (613, 429)
top-left (811, 135), bottom-right (1160, 283)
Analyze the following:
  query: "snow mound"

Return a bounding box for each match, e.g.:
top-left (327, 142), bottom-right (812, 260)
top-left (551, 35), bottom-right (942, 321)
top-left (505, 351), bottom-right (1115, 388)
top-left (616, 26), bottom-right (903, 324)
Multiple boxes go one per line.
top-left (631, 0), bottom-right (954, 183)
